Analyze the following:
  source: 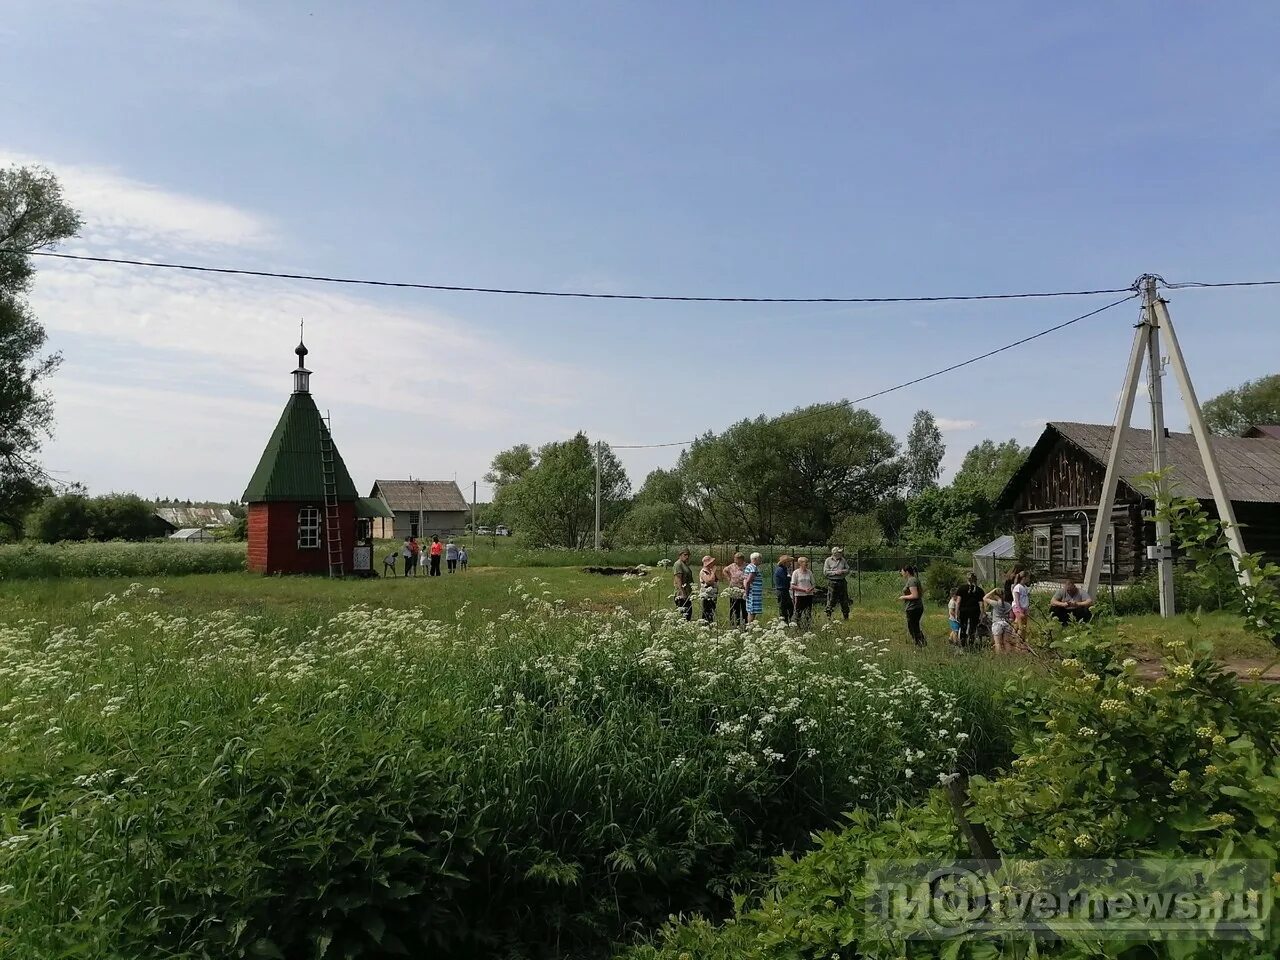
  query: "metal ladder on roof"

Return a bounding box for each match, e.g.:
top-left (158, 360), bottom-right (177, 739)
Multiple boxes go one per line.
top-left (319, 412), bottom-right (344, 578)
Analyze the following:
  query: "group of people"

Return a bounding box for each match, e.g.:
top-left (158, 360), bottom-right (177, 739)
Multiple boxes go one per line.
top-left (943, 568), bottom-right (1096, 654)
top-left (670, 547), bottom-right (1099, 651)
top-left (383, 535), bottom-right (469, 577)
top-left (671, 547), bottom-right (855, 629)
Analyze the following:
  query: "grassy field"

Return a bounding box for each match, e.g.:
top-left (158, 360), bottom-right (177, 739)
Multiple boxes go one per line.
top-left (1, 547), bottom-right (1272, 958)
top-left (1, 560), bottom-right (1267, 661)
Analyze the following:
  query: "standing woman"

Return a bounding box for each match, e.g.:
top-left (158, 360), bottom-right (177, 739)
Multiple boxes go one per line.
top-left (899, 565), bottom-right (926, 647)
top-left (743, 552), bottom-right (765, 625)
top-left (773, 554), bottom-right (794, 624)
top-left (429, 536), bottom-right (443, 576)
top-left (1011, 571), bottom-right (1031, 641)
top-left (698, 555), bottom-right (719, 624)
top-left (790, 556), bottom-right (817, 628)
top-left (723, 552), bottom-right (748, 626)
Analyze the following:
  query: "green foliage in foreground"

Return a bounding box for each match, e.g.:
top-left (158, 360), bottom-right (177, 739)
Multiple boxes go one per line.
top-left (630, 627), bottom-right (1280, 959)
top-left (0, 583), bottom-right (1011, 959)
top-left (0, 540), bottom-right (246, 579)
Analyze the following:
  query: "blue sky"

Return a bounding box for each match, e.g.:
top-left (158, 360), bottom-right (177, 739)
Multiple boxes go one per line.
top-left (3, 1), bottom-right (1279, 501)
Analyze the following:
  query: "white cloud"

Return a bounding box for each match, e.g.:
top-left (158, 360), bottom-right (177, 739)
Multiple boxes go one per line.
top-left (935, 417), bottom-right (978, 432)
top-left (9, 149), bottom-right (597, 496)
top-left (1, 148), bottom-right (274, 249)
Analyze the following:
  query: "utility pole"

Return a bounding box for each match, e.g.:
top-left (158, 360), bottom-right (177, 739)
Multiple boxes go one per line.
top-left (1085, 275), bottom-right (1252, 614)
top-left (471, 480), bottom-right (477, 544)
top-left (594, 440), bottom-right (602, 551)
top-left (1142, 276), bottom-right (1176, 617)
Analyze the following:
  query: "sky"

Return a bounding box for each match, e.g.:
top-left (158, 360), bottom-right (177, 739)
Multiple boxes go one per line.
top-left (3, 1), bottom-right (1280, 503)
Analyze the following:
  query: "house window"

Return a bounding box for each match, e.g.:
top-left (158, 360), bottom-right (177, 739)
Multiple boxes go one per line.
top-left (1063, 523), bottom-right (1083, 570)
top-left (298, 506), bottom-right (321, 549)
top-left (409, 514), bottom-right (420, 539)
top-left (1102, 525), bottom-right (1116, 572)
top-left (357, 518), bottom-right (372, 542)
top-left (1032, 526), bottom-right (1050, 565)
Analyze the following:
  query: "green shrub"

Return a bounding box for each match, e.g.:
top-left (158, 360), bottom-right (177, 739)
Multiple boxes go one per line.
top-left (0, 541), bottom-right (246, 579)
top-left (29, 491), bottom-right (93, 541)
top-left (631, 628), bottom-right (1280, 959)
top-left (0, 584), bottom-right (1006, 959)
top-left (922, 557), bottom-right (962, 605)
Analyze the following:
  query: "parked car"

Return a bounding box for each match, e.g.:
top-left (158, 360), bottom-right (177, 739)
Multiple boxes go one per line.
top-left (495, 525), bottom-right (511, 537)
top-left (476, 526), bottom-right (493, 536)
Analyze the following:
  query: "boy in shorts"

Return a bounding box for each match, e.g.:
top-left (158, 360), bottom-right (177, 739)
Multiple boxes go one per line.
top-left (947, 588), bottom-right (962, 645)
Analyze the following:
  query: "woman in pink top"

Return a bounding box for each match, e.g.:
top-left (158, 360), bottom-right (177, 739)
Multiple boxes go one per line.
top-left (722, 552), bottom-right (747, 627)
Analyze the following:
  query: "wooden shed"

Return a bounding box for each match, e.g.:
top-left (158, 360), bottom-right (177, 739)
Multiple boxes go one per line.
top-left (242, 339), bottom-right (391, 576)
top-left (997, 421), bottom-right (1280, 581)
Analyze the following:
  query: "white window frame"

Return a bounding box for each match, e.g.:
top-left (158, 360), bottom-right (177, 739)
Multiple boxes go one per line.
top-left (298, 506), bottom-right (321, 550)
top-left (1062, 523), bottom-right (1083, 570)
top-left (1032, 525), bottom-right (1051, 564)
top-left (1102, 524), bottom-right (1116, 573)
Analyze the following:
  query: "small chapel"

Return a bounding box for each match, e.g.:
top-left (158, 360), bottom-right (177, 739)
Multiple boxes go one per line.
top-left (242, 337), bottom-right (389, 576)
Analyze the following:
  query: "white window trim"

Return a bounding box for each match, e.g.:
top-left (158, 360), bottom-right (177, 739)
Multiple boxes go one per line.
top-left (1102, 524), bottom-right (1116, 572)
top-left (1062, 523), bottom-right (1083, 568)
top-left (1032, 525), bottom-right (1051, 564)
top-left (298, 506), bottom-right (321, 550)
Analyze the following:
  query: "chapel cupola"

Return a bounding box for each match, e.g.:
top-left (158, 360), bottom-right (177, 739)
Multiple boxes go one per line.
top-left (292, 337), bottom-right (311, 394)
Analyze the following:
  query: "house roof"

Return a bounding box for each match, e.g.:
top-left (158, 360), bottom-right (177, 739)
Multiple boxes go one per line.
top-left (999, 421), bottom-right (1280, 507)
top-left (155, 506), bottom-right (236, 528)
top-left (356, 496), bottom-right (394, 519)
top-left (243, 392), bottom-right (360, 503)
top-left (371, 479), bottom-right (469, 512)
top-left (1245, 424), bottom-right (1280, 440)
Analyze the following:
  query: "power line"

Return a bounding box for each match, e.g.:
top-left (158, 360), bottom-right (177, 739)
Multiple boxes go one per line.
top-left (1161, 279), bottom-right (1280, 290)
top-left (23, 249), bottom-right (1134, 304)
top-left (612, 293), bottom-right (1139, 450)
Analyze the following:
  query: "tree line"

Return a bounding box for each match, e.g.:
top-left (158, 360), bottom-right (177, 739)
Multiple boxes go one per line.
top-left (485, 407), bottom-right (1033, 552)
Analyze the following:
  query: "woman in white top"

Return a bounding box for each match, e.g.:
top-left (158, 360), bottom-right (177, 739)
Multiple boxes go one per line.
top-left (983, 587), bottom-right (1014, 654)
top-left (1011, 571), bottom-right (1031, 640)
top-left (790, 556), bottom-right (817, 628)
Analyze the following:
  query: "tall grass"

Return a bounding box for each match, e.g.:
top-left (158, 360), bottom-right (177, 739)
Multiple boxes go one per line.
top-left (0, 580), bottom-right (1012, 959)
top-left (0, 541), bottom-right (246, 579)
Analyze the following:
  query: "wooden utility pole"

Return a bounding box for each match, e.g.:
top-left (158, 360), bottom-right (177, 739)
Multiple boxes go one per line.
top-left (594, 440), bottom-right (602, 551)
top-left (1084, 276), bottom-right (1252, 612)
top-left (471, 480), bottom-right (477, 544)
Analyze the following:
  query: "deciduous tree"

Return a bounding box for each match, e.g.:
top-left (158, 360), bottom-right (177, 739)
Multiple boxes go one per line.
top-left (0, 165), bottom-right (82, 527)
top-left (903, 409), bottom-right (944, 498)
top-left (1203, 374), bottom-right (1280, 436)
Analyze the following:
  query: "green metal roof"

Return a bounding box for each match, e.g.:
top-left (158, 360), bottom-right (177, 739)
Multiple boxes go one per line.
top-left (356, 496), bottom-right (394, 519)
top-left (242, 392), bottom-right (360, 502)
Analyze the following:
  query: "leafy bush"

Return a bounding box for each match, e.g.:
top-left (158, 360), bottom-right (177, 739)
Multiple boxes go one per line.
top-left (922, 557), bottom-right (962, 605)
top-left (632, 627), bottom-right (1280, 958)
top-left (0, 540), bottom-right (246, 579)
top-left (29, 491), bottom-right (167, 542)
top-left (28, 491), bottom-right (93, 541)
top-left (0, 585), bottom-right (1006, 959)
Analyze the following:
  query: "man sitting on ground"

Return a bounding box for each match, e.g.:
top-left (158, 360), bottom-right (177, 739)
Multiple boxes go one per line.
top-left (1050, 579), bottom-right (1095, 625)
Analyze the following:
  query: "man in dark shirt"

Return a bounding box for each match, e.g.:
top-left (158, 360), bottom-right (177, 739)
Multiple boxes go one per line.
top-left (956, 572), bottom-right (985, 645)
top-left (823, 547), bottom-right (852, 621)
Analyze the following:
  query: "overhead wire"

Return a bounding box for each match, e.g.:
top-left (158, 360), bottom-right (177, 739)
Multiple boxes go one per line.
top-left (23, 249), bottom-right (1134, 303)
top-left (612, 293), bottom-right (1140, 449)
